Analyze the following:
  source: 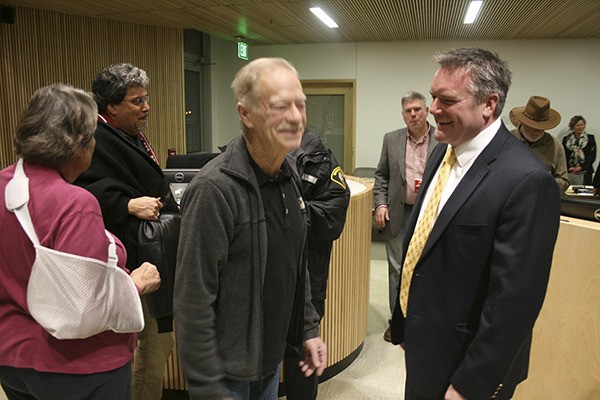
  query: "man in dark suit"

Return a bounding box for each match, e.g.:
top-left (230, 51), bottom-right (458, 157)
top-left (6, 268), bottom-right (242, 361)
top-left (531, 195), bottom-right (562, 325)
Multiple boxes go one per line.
top-left (374, 91), bottom-right (437, 342)
top-left (390, 48), bottom-right (561, 400)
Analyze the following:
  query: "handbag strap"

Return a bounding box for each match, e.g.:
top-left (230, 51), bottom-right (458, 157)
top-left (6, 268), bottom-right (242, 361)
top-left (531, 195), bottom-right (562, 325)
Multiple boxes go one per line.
top-left (5, 158), bottom-right (40, 246)
top-left (5, 158), bottom-right (118, 266)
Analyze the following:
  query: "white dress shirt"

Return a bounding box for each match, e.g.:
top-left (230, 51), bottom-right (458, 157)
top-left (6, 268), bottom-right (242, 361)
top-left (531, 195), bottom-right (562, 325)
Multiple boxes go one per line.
top-left (416, 118), bottom-right (502, 224)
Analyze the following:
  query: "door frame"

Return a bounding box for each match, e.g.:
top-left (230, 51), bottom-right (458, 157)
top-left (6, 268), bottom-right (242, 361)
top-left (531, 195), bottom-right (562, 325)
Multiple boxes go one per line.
top-left (302, 80), bottom-right (356, 173)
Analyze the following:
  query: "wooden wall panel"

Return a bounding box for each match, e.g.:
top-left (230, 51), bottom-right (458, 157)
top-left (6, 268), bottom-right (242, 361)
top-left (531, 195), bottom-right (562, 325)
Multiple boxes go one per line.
top-left (0, 5), bottom-right (185, 169)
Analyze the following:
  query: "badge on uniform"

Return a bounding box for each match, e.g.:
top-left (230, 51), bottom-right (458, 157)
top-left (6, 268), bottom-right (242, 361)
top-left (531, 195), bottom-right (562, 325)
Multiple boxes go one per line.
top-left (331, 166), bottom-right (347, 189)
top-left (301, 173), bottom-right (318, 184)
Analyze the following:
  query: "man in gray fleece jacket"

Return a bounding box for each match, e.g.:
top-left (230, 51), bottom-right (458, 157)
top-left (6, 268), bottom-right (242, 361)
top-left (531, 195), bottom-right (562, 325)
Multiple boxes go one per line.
top-left (174, 57), bottom-right (326, 400)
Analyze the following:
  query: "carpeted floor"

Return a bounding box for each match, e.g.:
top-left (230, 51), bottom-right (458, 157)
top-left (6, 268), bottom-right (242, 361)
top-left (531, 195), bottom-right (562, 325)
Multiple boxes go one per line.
top-left (306, 241), bottom-right (406, 400)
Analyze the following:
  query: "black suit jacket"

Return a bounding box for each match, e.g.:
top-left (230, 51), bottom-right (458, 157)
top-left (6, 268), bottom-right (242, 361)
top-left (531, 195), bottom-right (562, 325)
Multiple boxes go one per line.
top-left (391, 123), bottom-right (561, 399)
top-left (75, 121), bottom-right (179, 332)
top-left (75, 121), bottom-right (175, 267)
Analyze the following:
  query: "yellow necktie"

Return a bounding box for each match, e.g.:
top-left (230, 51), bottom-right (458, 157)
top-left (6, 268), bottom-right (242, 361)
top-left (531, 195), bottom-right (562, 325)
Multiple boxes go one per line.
top-left (400, 146), bottom-right (456, 316)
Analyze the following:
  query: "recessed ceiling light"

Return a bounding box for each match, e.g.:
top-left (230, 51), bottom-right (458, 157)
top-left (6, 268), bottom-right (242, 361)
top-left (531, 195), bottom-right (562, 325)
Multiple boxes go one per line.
top-left (310, 7), bottom-right (339, 28)
top-left (464, 0), bottom-right (483, 24)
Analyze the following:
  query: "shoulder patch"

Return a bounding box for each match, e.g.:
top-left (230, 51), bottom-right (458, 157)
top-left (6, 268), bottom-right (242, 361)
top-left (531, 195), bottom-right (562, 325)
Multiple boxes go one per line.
top-left (331, 166), bottom-right (347, 189)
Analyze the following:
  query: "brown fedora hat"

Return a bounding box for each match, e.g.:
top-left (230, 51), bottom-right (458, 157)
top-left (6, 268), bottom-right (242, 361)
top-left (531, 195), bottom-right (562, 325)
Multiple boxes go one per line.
top-left (511, 96), bottom-right (561, 130)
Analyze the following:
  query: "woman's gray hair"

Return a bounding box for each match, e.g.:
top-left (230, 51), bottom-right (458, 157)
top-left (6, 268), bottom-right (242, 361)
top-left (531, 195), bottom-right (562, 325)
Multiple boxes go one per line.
top-left (433, 47), bottom-right (512, 118)
top-left (231, 57), bottom-right (299, 111)
top-left (92, 63), bottom-right (149, 112)
top-left (15, 83), bottom-right (97, 167)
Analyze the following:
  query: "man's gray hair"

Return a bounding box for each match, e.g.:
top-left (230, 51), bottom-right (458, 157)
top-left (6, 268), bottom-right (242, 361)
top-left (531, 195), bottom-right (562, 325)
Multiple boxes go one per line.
top-left (231, 58), bottom-right (299, 111)
top-left (92, 63), bottom-right (149, 112)
top-left (401, 91), bottom-right (427, 108)
top-left (433, 47), bottom-right (512, 118)
top-left (15, 83), bottom-right (97, 167)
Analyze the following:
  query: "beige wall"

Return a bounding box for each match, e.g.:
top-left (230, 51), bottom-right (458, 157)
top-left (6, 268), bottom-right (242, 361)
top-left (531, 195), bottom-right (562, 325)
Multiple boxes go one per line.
top-left (211, 38), bottom-right (600, 171)
top-left (1, 6), bottom-right (185, 169)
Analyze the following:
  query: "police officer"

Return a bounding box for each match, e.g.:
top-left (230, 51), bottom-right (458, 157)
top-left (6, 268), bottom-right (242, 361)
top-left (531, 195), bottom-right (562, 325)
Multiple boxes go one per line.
top-left (284, 129), bottom-right (351, 400)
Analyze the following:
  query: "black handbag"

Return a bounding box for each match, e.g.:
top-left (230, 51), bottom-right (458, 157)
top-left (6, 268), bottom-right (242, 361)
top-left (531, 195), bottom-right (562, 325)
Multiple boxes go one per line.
top-left (137, 210), bottom-right (180, 333)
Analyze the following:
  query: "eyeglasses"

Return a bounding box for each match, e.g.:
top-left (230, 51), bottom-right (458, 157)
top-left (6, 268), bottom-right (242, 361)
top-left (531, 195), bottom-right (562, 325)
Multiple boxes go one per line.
top-left (123, 95), bottom-right (150, 107)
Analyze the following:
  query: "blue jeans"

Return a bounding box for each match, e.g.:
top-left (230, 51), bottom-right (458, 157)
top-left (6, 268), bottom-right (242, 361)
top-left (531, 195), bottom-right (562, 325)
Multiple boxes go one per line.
top-left (222, 366), bottom-right (280, 400)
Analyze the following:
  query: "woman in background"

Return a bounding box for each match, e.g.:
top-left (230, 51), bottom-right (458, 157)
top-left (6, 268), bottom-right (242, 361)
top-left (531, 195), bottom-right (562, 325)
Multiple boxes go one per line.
top-left (562, 115), bottom-right (596, 185)
top-left (0, 84), bottom-right (160, 400)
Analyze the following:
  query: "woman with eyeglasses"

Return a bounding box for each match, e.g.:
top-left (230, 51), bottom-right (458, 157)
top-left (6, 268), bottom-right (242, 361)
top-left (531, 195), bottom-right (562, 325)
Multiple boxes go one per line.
top-left (74, 63), bottom-right (178, 400)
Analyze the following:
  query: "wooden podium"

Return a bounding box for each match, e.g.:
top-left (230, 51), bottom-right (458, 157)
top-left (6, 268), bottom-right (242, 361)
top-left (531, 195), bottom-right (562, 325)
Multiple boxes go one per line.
top-left (513, 216), bottom-right (600, 398)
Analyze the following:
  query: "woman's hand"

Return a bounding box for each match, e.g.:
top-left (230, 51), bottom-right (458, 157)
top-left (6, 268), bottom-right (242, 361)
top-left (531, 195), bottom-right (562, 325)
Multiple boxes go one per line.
top-left (128, 196), bottom-right (163, 220)
top-left (130, 262), bottom-right (161, 295)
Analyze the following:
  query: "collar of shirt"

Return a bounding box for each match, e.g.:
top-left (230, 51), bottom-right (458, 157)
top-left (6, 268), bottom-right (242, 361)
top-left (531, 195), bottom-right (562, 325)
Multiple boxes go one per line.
top-left (407, 126), bottom-right (430, 145)
top-left (416, 118), bottom-right (501, 223)
top-left (99, 112), bottom-right (138, 143)
top-left (453, 117), bottom-right (501, 169)
top-left (98, 112), bottom-right (117, 128)
top-left (249, 153), bottom-right (292, 187)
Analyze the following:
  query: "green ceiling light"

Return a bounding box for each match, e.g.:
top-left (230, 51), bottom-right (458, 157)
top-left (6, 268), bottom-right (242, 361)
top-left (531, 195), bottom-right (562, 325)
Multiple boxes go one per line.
top-left (237, 16), bottom-right (248, 35)
top-left (310, 7), bottom-right (338, 28)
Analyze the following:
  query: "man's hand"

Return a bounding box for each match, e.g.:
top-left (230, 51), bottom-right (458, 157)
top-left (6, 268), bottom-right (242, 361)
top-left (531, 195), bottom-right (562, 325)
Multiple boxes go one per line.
top-left (299, 337), bottom-right (327, 377)
top-left (444, 384), bottom-right (466, 400)
top-left (375, 205), bottom-right (389, 228)
top-left (130, 262), bottom-right (161, 295)
top-left (128, 196), bottom-right (163, 220)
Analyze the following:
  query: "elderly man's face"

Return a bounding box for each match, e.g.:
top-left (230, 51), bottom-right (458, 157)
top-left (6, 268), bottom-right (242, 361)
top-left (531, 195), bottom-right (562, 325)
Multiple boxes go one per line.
top-left (429, 67), bottom-right (495, 148)
top-left (109, 86), bottom-right (150, 136)
top-left (521, 124), bottom-right (545, 142)
top-left (243, 67), bottom-right (306, 154)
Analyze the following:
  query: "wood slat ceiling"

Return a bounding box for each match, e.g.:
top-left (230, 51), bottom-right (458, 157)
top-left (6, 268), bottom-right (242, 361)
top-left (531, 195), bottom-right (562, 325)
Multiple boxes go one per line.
top-left (3, 0), bottom-right (600, 44)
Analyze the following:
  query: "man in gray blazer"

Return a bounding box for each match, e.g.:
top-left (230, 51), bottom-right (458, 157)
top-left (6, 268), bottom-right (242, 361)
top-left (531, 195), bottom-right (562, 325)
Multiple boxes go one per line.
top-left (374, 91), bottom-right (437, 342)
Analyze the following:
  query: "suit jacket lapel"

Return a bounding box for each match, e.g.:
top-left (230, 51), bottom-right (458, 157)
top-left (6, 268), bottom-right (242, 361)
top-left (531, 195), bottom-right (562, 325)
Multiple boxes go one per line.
top-left (418, 125), bottom-right (509, 260)
top-left (396, 129), bottom-right (407, 184)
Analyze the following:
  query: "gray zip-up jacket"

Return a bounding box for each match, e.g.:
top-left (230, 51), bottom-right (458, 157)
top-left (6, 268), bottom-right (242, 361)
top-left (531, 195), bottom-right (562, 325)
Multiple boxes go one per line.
top-left (174, 136), bottom-right (319, 399)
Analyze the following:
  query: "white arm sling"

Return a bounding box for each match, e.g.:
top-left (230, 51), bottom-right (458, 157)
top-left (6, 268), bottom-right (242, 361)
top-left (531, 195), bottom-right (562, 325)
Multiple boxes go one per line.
top-left (5, 158), bottom-right (144, 340)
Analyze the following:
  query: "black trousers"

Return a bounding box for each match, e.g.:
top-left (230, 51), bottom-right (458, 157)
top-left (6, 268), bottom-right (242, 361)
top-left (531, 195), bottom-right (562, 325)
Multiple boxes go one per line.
top-left (405, 384), bottom-right (437, 400)
top-left (283, 300), bottom-right (324, 400)
top-left (0, 361), bottom-right (131, 400)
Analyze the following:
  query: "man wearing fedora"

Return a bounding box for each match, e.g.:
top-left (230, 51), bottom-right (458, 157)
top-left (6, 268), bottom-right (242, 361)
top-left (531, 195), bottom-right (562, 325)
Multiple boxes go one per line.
top-left (510, 96), bottom-right (570, 193)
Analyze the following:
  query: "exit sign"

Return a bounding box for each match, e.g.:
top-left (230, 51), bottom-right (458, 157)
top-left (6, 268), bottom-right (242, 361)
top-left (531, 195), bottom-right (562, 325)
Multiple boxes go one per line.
top-left (238, 42), bottom-right (249, 60)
